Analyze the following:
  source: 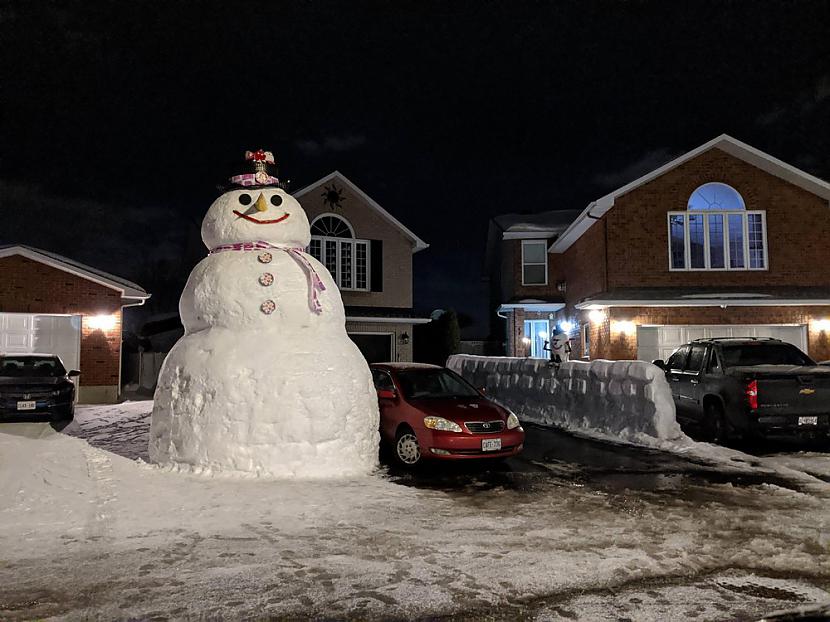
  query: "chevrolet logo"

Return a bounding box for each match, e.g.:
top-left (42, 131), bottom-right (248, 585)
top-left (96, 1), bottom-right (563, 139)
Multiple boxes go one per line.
top-left (23, 393), bottom-right (31, 400)
top-left (799, 388), bottom-right (816, 395)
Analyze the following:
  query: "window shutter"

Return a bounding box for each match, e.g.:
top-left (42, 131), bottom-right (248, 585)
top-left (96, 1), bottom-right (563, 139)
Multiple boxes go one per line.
top-left (370, 240), bottom-right (383, 292)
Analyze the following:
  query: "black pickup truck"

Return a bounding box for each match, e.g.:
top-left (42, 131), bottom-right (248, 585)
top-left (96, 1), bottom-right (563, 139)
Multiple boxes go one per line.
top-left (653, 338), bottom-right (830, 445)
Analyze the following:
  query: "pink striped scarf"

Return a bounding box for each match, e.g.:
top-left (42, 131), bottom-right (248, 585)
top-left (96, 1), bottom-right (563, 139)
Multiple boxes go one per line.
top-left (208, 241), bottom-right (327, 314)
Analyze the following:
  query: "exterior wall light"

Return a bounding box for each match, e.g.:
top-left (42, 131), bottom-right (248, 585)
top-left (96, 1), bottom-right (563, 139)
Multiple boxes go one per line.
top-left (87, 314), bottom-right (117, 331)
top-left (812, 319), bottom-right (830, 332)
top-left (588, 309), bottom-right (606, 324)
top-left (612, 320), bottom-right (636, 335)
top-left (521, 337), bottom-right (531, 345)
top-left (559, 320), bottom-right (574, 333)
top-left (399, 332), bottom-right (410, 345)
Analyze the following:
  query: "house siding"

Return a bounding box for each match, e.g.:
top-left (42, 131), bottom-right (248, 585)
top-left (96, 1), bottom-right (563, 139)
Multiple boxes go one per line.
top-left (605, 148), bottom-right (830, 289)
top-left (0, 255), bottom-right (123, 401)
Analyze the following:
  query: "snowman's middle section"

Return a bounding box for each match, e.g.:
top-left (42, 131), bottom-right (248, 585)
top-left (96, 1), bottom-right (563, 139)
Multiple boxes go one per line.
top-left (181, 247), bottom-right (343, 334)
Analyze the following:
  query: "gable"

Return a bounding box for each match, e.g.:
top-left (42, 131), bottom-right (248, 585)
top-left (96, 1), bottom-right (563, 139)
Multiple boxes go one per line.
top-left (293, 172), bottom-right (428, 252)
top-left (551, 135), bottom-right (830, 253)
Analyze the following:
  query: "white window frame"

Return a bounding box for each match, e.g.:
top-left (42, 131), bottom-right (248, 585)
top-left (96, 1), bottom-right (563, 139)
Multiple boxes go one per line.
top-left (667, 210), bottom-right (768, 272)
top-left (309, 235), bottom-right (372, 291)
top-left (521, 240), bottom-right (548, 285)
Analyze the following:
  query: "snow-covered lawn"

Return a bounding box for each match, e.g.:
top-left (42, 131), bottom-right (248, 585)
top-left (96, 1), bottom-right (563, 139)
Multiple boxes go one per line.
top-left (1, 401), bottom-right (829, 620)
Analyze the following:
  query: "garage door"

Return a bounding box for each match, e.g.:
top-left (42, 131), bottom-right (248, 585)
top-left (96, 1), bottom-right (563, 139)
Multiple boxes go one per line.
top-left (349, 333), bottom-right (393, 363)
top-left (636, 324), bottom-right (808, 362)
top-left (0, 313), bottom-right (81, 370)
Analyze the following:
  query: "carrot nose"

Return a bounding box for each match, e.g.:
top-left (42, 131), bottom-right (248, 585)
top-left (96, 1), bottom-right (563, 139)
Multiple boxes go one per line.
top-left (255, 193), bottom-right (268, 212)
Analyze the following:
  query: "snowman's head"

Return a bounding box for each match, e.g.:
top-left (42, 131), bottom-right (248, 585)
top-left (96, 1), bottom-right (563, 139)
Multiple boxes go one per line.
top-left (201, 188), bottom-right (311, 249)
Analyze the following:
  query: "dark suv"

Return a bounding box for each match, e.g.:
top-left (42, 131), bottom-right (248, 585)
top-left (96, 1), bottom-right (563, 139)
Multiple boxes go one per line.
top-left (0, 354), bottom-right (80, 421)
top-left (653, 338), bottom-right (830, 444)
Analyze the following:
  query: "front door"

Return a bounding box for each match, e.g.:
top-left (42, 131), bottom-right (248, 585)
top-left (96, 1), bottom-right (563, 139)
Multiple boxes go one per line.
top-left (523, 320), bottom-right (550, 359)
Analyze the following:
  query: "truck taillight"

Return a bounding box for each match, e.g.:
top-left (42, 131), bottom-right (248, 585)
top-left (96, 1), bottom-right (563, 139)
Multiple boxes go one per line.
top-left (745, 379), bottom-right (758, 410)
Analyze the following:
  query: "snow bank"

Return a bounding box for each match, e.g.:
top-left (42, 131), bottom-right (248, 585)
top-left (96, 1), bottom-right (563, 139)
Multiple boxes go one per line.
top-left (448, 355), bottom-right (684, 442)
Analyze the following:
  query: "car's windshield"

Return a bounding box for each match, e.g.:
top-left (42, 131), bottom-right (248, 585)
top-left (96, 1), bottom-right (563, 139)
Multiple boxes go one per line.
top-left (0, 356), bottom-right (67, 377)
top-left (396, 369), bottom-right (481, 399)
top-left (720, 343), bottom-right (815, 367)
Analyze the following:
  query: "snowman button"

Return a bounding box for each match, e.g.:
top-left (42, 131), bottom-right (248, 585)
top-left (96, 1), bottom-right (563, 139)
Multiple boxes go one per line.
top-left (259, 272), bottom-right (274, 286)
top-left (260, 300), bottom-right (276, 315)
top-left (257, 252), bottom-right (273, 264)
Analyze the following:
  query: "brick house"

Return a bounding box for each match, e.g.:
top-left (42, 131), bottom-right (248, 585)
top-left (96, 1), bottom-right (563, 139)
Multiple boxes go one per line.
top-left (0, 245), bottom-right (149, 403)
top-left (489, 135), bottom-right (830, 362)
top-left (293, 171), bottom-right (430, 362)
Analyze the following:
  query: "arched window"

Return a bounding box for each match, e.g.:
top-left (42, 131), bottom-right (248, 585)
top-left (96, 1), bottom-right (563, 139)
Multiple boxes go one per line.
top-left (668, 182), bottom-right (766, 272)
top-left (307, 214), bottom-right (370, 291)
top-left (688, 182), bottom-right (745, 211)
top-left (310, 214), bottom-right (354, 238)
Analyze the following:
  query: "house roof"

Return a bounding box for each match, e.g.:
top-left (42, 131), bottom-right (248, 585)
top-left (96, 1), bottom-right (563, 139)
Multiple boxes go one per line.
top-left (293, 171), bottom-right (429, 253)
top-left (551, 134), bottom-right (830, 253)
top-left (492, 209), bottom-right (583, 240)
top-left (575, 286), bottom-right (830, 309)
top-left (0, 244), bottom-right (150, 303)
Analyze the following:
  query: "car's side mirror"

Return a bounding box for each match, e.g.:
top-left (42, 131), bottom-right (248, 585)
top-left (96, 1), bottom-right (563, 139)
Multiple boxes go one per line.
top-left (651, 360), bottom-right (666, 371)
top-left (377, 389), bottom-right (396, 400)
top-left (68, 370), bottom-right (81, 377)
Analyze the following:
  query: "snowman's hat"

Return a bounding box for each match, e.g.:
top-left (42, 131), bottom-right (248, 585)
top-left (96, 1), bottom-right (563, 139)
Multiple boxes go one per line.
top-left (225, 149), bottom-right (286, 190)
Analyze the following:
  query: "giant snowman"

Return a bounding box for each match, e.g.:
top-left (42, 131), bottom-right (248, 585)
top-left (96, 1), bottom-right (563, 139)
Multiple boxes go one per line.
top-left (150, 150), bottom-right (379, 478)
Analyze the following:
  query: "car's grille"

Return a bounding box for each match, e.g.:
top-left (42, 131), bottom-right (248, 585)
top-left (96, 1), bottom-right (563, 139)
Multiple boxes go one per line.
top-left (1, 388), bottom-right (56, 400)
top-left (465, 420), bottom-right (505, 433)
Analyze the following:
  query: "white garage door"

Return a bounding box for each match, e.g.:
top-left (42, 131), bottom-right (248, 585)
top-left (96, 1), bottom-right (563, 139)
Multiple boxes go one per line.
top-left (636, 324), bottom-right (808, 362)
top-left (0, 313), bottom-right (82, 371)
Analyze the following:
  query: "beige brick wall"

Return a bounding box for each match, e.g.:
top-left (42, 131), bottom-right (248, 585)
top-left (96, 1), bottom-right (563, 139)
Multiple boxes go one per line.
top-left (297, 177), bottom-right (414, 308)
top-left (346, 321), bottom-right (414, 361)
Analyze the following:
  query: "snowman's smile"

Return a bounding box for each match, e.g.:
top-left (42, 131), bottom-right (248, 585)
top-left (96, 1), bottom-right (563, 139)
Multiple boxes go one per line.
top-left (232, 211), bottom-right (290, 224)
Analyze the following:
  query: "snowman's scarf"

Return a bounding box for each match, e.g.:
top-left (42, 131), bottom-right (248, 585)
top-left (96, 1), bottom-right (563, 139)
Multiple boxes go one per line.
top-left (208, 241), bottom-right (327, 314)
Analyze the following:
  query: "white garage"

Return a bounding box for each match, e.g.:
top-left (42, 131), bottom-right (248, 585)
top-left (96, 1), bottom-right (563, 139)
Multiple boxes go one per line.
top-left (0, 312), bottom-right (82, 371)
top-left (636, 324), bottom-right (808, 362)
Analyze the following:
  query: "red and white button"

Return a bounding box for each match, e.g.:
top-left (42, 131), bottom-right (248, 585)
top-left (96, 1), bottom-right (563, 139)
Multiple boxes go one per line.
top-left (259, 272), bottom-right (274, 286)
top-left (260, 300), bottom-right (276, 315)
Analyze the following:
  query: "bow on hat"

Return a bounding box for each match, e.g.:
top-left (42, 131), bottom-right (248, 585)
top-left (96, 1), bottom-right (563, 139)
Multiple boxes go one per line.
top-left (245, 149), bottom-right (275, 165)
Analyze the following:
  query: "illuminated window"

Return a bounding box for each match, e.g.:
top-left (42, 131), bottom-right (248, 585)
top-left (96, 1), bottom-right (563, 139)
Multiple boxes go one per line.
top-left (308, 214), bottom-right (370, 291)
top-left (668, 183), bottom-right (766, 271)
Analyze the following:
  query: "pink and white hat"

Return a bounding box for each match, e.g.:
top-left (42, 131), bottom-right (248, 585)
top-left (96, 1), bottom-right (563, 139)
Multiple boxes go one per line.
top-left (227, 149), bottom-right (286, 189)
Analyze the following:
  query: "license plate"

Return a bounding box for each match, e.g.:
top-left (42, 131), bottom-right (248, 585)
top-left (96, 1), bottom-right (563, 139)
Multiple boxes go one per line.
top-left (17, 401), bottom-right (36, 411)
top-left (481, 438), bottom-right (502, 452)
top-left (798, 416), bottom-right (818, 426)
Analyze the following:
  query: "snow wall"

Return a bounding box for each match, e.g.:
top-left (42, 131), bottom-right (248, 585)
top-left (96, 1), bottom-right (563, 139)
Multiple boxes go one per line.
top-left (447, 355), bottom-right (684, 442)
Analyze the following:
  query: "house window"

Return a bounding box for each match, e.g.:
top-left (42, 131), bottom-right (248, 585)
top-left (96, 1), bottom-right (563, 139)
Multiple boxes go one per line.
top-left (668, 183), bottom-right (766, 271)
top-left (581, 323), bottom-right (590, 358)
top-left (308, 214), bottom-right (370, 291)
top-left (521, 240), bottom-right (548, 285)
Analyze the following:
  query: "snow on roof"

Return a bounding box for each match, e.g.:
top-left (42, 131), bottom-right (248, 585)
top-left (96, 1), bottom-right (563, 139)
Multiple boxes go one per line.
top-left (293, 171), bottom-right (428, 253)
top-left (551, 134), bottom-right (830, 253)
top-left (493, 209), bottom-right (582, 239)
top-left (0, 244), bottom-right (149, 301)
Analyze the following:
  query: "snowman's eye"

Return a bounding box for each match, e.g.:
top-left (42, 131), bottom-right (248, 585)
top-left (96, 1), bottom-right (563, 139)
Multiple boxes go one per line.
top-left (238, 193), bottom-right (252, 206)
top-left (270, 195), bottom-right (283, 207)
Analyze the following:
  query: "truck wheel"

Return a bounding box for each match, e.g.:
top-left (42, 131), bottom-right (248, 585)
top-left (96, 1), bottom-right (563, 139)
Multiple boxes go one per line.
top-left (703, 402), bottom-right (728, 444)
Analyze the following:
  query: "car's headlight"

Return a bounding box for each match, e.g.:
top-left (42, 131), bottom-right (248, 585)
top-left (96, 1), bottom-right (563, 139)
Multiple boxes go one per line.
top-left (506, 412), bottom-right (521, 430)
top-left (423, 416), bottom-right (463, 433)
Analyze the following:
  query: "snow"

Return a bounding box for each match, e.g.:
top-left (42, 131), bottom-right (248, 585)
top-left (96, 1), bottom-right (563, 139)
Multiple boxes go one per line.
top-left (150, 186), bottom-right (379, 478)
top-left (448, 355), bottom-right (683, 442)
top-left (1, 403), bottom-right (829, 620)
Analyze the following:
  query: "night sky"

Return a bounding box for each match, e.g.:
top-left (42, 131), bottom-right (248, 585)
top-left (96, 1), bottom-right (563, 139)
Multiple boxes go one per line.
top-left (2, 1), bottom-right (829, 336)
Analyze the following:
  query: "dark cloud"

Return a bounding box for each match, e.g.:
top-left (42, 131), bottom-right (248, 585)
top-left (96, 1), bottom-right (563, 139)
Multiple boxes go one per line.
top-left (295, 134), bottom-right (368, 157)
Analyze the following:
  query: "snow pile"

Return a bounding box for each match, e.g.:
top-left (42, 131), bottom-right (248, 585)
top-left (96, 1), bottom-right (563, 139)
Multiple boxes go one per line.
top-left (448, 355), bottom-right (683, 443)
top-left (150, 176), bottom-right (379, 479)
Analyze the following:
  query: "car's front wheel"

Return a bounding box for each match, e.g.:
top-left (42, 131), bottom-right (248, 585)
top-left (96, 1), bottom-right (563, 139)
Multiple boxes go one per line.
top-left (395, 429), bottom-right (422, 467)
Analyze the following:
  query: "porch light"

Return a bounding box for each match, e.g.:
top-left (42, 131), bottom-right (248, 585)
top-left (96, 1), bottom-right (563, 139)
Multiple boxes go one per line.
top-left (588, 309), bottom-right (606, 324)
top-left (812, 318), bottom-right (830, 332)
top-left (399, 332), bottom-right (410, 345)
top-left (612, 320), bottom-right (636, 335)
top-left (559, 320), bottom-right (574, 333)
top-left (87, 314), bottom-right (117, 331)
top-left (521, 337), bottom-right (531, 345)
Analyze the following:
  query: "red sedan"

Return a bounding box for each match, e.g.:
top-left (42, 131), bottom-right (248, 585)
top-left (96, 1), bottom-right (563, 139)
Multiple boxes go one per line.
top-left (370, 363), bottom-right (524, 467)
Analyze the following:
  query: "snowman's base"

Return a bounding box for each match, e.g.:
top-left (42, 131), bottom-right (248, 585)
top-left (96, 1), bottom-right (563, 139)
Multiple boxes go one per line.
top-left (149, 327), bottom-right (380, 479)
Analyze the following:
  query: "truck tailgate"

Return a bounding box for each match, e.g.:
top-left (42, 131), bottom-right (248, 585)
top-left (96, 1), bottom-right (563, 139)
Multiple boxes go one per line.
top-left (734, 365), bottom-right (830, 416)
